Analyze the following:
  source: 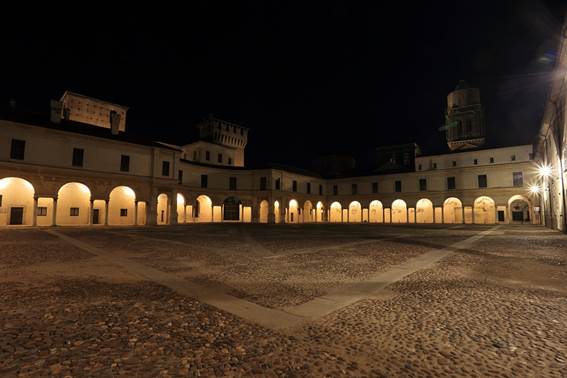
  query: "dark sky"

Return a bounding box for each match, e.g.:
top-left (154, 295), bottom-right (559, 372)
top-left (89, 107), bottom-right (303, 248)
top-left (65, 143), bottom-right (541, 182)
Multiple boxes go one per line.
top-left (1, 1), bottom-right (566, 168)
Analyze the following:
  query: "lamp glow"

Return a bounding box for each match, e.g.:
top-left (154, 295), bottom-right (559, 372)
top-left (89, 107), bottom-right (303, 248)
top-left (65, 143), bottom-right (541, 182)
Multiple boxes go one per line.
top-left (529, 185), bottom-right (541, 194)
top-left (538, 164), bottom-right (552, 178)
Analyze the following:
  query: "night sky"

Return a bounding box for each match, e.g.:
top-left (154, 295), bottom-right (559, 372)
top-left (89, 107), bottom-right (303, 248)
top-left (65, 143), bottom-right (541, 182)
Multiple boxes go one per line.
top-left (1, 1), bottom-right (566, 168)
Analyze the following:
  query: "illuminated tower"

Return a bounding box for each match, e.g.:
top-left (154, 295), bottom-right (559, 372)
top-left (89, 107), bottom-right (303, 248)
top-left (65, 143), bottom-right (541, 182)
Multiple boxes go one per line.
top-left (445, 80), bottom-right (486, 151)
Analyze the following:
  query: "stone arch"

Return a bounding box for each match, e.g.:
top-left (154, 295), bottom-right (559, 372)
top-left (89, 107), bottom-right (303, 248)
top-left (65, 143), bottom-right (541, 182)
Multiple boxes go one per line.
top-left (0, 177), bottom-right (35, 226)
top-left (474, 196), bottom-right (496, 224)
top-left (369, 200), bottom-right (383, 223)
top-left (316, 201), bottom-right (325, 222)
top-left (274, 201), bottom-right (281, 223)
top-left (177, 193), bottom-right (186, 223)
top-left (508, 194), bottom-right (531, 223)
top-left (56, 182), bottom-right (91, 226)
top-left (348, 201), bottom-right (362, 223)
top-left (259, 200), bottom-right (269, 223)
top-left (108, 186), bottom-right (136, 226)
top-left (288, 199), bottom-right (299, 223)
top-left (416, 198), bottom-right (434, 223)
top-left (195, 194), bottom-right (213, 222)
top-left (391, 199), bottom-right (407, 223)
top-left (303, 200), bottom-right (313, 223)
top-left (443, 197), bottom-right (463, 224)
top-left (157, 193), bottom-right (169, 225)
top-left (223, 196), bottom-right (242, 221)
top-left (330, 201), bottom-right (342, 223)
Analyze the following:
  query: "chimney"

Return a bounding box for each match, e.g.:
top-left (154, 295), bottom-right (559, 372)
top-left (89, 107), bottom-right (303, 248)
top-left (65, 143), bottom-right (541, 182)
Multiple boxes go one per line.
top-left (109, 110), bottom-right (121, 135)
top-left (50, 100), bottom-right (63, 124)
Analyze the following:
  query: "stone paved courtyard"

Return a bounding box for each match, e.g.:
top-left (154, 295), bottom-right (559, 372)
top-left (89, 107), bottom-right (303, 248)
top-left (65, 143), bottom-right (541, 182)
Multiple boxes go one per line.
top-left (1, 224), bottom-right (566, 377)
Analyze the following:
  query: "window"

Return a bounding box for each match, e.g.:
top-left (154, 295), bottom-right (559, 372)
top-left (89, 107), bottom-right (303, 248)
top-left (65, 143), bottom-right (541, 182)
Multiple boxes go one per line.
top-left (452, 161), bottom-right (457, 167)
top-left (228, 158), bottom-right (232, 165)
top-left (0, 194), bottom-right (2, 207)
top-left (162, 161), bottom-right (170, 176)
top-left (319, 184), bottom-right (323, 195)
top-left (229, 177), bottom-right (237, 190)
top-left (201, 174), bottom-right (208, 188)
top-left (333, 185), bottom-right (338, 195)
top-left (433, 163), bottom-right (437, 169)
top-left (418, 164), bottom-right (422, 171)
top-left (10, 139), bottom-right (25, 160)
top-left (260, 177), bottom-right (267, 191)
top-left (275, 178), bottom-right (281, 190)
top-left (72, 148), bottom-right (84, 167)
top-left (490, 157), bottom-right (494, 164)
top-left (419, 178), bottom-right (427, 191)
top-left (292, 180), bottom-right (297, 192)
top-left (478, 174), bottom-right (487, 188)
top-left (513, 172), bottom-right (523, 187)
top-left (120, 209), bottom-right (128, 217)
top-left (473, 159), bottom-right (478, 165)
top-left (70, 207), bottom-right (79, 216)
top-left (511, 155), bottom-right (516, 161)
top-left (372, 182), bottom-right (378, 194)
top-left (37, 207), bottom-right (47, 216)
top-left (395, 180), bottom-right (402, 192)
top-left (447, 177), bottom-right (456, 190)
top-left (178, 170), bottom-right (183, 184)
top-left (351, 183), bottom-right (358, 195)
top-left (120, 155), bottom-right (130, 172)
top-left (205, 151), bottom-right (210, 161)
top-left (193, 151), bottom-right (198, 160)
top-left (218, 153), bottom-right (223, 163)
top-left (307, 182), bottom-right (311, 194)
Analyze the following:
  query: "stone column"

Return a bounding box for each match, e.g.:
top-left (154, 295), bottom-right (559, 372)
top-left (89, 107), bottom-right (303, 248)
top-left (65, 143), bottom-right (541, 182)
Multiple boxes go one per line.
top-left (88, 200), bottom-right (94, 226)
top-left (52, 198), bottom-right (58, 226)
top-left (104, 200), bottom-right (109, 226)
top-left (134, 201), bottom-right (139, 226)
top-left (32, 196), bottom-right (38, 226)
top-left (147, 193), bottom-right (158, 226)
top-left (170, 192), bottom-right (178, 225)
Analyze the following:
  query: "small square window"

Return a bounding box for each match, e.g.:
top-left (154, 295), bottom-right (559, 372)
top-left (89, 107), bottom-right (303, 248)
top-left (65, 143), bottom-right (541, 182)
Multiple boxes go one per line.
top-left (433, 163), bottom-right (437, 169)
top-left (490, 157), bottom-right (494, 163)
top-left (511, 155), bottom-right (516, 161)
top-left (452, 161), bottom-right (456, 167)
top-left (70, 207), bottom-right (80, 216)
top-left (418, 164), bottom-right (422, 171)
top-left (37, 207), bottom-right (47, 216)
top-left (120, 209), bottom-right (128, 217)
top-left (474, 159), bottom-right (478, 165)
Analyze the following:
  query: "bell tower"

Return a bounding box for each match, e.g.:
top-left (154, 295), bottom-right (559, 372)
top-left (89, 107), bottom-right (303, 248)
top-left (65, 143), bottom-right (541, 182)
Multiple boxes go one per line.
top-left (445, 80), bottom-right (486, 151)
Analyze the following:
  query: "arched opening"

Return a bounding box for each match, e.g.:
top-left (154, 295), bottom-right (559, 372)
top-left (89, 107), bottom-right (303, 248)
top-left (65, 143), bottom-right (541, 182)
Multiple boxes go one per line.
top-left (177, 193), bottom-right (186, 223)
top-left (369, 200), bottom-right (383, 223)
top-left (195, 195), bottom-right (213, 222)
top-left (474, 196), bottom-right (496, 224)
top-left (108, 186), bottom-right (136, 226)
top-left (316, 201), bottom-right (324, 222)
top-left (223, 196), bottom-right (242, 221)
top-left (259, 200), bottom-right (269, 223)
top-left (157, 193), bottom-right (169, 225)
top-left (508, 195), bottom-right (531, 224)
top-left (288, 199), bottom-right (299, 223)
top-left (303, 201), bottom-right (313, 223)
top-left (348, 201), bottom-right (362, 223)
top-left (416, 198), bottom-right (434, 223)
top-left (443, 197), bottom-right (463, 224)
top-left (274, 201), bottom-right (281, 223)
top-left (330, 202), bottom-right (342, 223)
top-left (391, 199), bottom-right (407, 223)
top-left (0, 177), bottom-right (35, 226)
top-left (56, 182), bottom-right (91, 226)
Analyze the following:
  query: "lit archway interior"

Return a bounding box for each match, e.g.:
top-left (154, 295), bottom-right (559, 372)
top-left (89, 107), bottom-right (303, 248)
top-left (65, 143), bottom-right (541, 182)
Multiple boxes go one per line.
top-left (303, 200), bottom-right (313, 223)
top-left (416, 198), bottom-right (434, 223)
top-left (330, 201), bottom-right (342, 223)
top-left (196, 195), bottom-right (213, 222)
top-left (508, 194), bottom-right (531, 223)
top-left (348, 201), bottom-right (362, 223)
top-left (108, 186), bottom-right (136, 226)
top-left (316, 201), bottom-right (324, 222)
top-left (474, 196), bottom-right (496, 224)
top-left (223, 196), bottom-right (242, 221)
top-left (56, 182), bottom-right (91, 226)
top-left (443, 197), bottom-right (463, 224)
top-left (0, 177), bottom-right (35, 226)
top-left (288, 199), bottom-right (299, 223)
top-left (157, 193), bottom-right (169, 225)
top-left (369, 200), bottom-right (383, 223)
top-left (274, 201), bottom-right (280, 223)
top-left (259, 200), bottom-right (269, 223)
top-left (177, 193), bottom-right (186, 223)
top-left (391, 199), bottom-right (407, 223)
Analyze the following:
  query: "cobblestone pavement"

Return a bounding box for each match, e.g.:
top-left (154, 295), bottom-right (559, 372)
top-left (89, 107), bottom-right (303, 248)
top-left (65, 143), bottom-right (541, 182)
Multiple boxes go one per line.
top-left (1, 224), bottom-right (566, 377)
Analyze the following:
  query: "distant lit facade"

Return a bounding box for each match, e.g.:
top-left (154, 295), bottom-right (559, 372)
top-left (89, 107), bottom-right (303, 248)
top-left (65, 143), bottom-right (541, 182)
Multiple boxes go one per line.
top-left (0, 83), bottom-right (540, 227)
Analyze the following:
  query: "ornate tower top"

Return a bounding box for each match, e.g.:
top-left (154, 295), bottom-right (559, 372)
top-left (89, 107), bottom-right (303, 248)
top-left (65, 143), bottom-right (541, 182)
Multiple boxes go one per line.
top-left (445, 81), bottom-right (486, 151)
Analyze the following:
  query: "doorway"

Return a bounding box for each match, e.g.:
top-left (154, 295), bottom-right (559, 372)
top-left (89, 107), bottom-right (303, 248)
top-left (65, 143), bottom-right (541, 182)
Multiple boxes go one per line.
top-left (9, 207), bottom-right (24, 225)
top-left (92, 208), bottom-right (100, 224)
